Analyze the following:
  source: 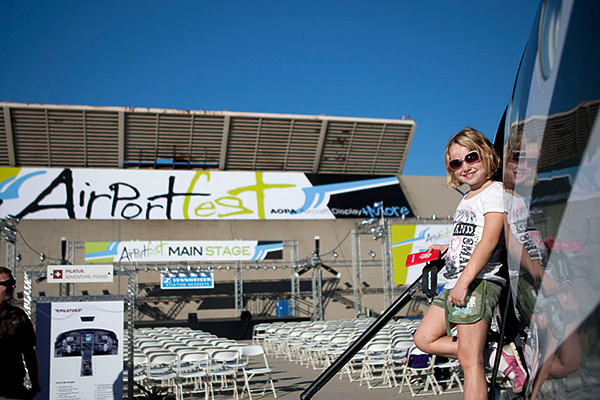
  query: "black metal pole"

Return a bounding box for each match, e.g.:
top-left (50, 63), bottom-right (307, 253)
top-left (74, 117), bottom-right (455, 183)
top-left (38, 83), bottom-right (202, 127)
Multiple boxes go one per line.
top-left (61, 237), bottom-right (70, 296)
top-left (490, 286), bottom-right (512, 399)
top-left (300, 275), bottom-right (423, 400)
top-left (61, 237), bottom-right (67, 261)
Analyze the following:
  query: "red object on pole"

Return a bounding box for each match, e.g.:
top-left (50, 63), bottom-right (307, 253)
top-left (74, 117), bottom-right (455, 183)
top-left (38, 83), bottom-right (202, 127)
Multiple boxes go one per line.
top-left (405, 249), bottom-right (440, 267)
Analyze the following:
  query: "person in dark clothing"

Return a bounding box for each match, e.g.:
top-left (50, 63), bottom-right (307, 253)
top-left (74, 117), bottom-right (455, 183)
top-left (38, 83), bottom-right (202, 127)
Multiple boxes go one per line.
top-left (0, 267), bottom-right (41, 399)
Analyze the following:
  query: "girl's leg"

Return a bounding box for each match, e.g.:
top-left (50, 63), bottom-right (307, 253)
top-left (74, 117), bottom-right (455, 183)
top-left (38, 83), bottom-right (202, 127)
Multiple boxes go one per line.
top-left (414, 305), bottom-right (458, 358)
top-left (532, 329), bottom-right (582, 399)
top-left (548, 329), bottom-right (581, 378)
top-left (456, 319), bottom-right (490, 400)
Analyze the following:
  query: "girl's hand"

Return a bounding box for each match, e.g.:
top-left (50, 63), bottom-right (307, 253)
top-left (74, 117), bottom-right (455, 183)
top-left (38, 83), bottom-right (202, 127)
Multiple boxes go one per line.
top-left (428, 244), bottom-right (449, 253)
top-left (528, 260), bottom-right (547, 287)
top-left (448, 281), bottom-right (469, 307)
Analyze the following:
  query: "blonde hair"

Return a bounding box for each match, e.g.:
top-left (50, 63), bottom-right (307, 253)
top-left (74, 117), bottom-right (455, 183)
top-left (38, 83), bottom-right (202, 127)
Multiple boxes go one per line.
top-left (445, 127), bottom-right (501, 188)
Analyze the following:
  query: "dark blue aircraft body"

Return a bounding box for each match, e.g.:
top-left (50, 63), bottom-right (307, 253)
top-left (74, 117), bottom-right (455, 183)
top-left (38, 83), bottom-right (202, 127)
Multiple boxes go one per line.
top-left (502, 0), bottom-right (600, 397)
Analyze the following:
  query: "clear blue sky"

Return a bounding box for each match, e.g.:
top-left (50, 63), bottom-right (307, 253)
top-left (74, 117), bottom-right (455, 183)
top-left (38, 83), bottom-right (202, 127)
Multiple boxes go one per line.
top-left (1, 1), bottom-right (540, 176)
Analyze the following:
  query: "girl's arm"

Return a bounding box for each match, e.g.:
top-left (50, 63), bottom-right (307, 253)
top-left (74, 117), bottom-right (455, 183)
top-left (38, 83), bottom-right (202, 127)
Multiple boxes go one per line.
top-left (448, 211), bottom-right (504, 307)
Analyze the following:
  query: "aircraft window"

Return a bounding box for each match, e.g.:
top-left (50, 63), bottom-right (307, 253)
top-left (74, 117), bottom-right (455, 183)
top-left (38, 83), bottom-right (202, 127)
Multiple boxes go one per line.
top-left (539, 0), bottom-right (562, 80)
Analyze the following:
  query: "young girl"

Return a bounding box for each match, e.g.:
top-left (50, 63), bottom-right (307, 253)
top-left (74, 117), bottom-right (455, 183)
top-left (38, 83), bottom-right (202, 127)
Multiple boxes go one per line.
top-left (413, 128), bottom-right (525, 399)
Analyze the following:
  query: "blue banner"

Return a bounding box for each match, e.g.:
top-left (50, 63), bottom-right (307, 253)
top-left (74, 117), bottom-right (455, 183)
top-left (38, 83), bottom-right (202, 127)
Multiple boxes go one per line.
top-left (160, 272), bottom-right (215, 289)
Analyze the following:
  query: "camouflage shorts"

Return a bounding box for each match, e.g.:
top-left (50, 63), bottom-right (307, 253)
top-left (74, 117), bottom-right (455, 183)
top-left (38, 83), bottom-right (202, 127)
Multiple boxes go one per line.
top-left (433, 279), bottom-right (503, 331)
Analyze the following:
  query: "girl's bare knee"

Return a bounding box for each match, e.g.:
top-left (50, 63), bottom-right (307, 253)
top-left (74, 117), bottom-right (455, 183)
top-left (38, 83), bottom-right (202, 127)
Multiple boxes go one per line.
top-left (413, 334), bottom-right (430, 352)
top-left (458, 350), bottom-right (483, 370)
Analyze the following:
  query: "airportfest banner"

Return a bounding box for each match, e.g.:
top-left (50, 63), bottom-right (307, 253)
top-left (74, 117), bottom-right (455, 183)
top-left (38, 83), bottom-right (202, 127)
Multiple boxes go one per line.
top-left (84, 240), bottom-right (284, 263)
top-left (391, 224), bottom-right (452, 285)
top-left (0, 167), bottom-right (414, 220)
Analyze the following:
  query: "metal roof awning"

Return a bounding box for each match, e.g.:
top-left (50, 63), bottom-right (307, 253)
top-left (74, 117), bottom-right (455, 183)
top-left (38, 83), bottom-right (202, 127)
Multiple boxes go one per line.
top-left (1, 102), bottom-right (416, 175)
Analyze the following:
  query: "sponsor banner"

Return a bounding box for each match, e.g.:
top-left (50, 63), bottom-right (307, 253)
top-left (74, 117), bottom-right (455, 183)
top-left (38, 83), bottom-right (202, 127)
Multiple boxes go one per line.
top-left (47, 265), bottom-right (114, 283)
top-left (35, 301), bottom-right (124, 400)
top-left (391, 224), bottom-right (452, 285)
top-left (302, 174), bottom-right (413, 219)
top-left (84, 240), bottom-right (283, 263)
top-left (161, 271), bottom-right (214, 289)
top-left (0, 167), bottom-right (412, 220)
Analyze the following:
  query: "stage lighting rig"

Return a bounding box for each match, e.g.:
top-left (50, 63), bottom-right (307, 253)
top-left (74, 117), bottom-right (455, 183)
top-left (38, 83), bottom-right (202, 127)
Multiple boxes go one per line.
top-left (295, 236), bottom-right (340, 279)
top-left (295, 236), bottom-right (341, 321)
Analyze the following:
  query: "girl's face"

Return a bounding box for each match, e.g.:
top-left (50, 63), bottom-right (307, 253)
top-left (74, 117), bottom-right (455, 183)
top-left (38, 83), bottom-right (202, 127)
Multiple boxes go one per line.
top-left (505, 142), bottom-right (539, 189)
top-left (448, 143), bottom-right (488, 190)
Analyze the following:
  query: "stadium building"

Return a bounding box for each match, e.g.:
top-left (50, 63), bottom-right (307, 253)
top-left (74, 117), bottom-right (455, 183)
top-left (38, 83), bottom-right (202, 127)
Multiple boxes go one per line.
top-left (0, 101), bottom-right (462, 332)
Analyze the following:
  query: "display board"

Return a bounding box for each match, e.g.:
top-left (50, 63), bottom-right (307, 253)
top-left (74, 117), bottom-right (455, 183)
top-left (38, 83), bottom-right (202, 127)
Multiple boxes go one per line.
top-left (36, 301), bottom-right (124, 400)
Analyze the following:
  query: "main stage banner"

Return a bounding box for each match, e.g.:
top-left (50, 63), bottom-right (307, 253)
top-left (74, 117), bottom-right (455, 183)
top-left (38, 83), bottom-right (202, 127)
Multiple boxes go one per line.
top-left (84, 240), bottom-right (283, 263)
top-left (0, 167), bottom-right (413, 220)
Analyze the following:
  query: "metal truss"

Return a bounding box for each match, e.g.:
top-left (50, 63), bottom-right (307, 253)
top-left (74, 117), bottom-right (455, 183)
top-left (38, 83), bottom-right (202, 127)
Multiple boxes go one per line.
top-left (352, 204), bottom-right (395, 317)
top-left (0, 216), bottom-right (18, 273)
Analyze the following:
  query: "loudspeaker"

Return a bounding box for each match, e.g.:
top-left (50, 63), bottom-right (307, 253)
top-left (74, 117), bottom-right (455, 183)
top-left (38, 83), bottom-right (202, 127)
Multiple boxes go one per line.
top-left (240, 310), bottom-right (252, 321)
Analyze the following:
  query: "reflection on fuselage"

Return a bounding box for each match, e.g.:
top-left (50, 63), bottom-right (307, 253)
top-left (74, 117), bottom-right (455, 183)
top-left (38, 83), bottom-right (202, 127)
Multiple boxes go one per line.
top-left (503, 0), bottom-right (600, 398)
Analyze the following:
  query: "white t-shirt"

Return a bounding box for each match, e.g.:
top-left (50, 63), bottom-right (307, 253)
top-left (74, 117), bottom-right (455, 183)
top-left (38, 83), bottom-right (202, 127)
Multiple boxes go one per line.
top-left (444, 181), bottom-right (506, 288)
top-left (504, 191), bottom-right (548, 278)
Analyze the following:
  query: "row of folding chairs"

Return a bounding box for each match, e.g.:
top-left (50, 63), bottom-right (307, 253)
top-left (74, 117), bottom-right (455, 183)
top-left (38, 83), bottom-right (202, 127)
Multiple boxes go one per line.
top-left (255, 318), bottom-right (417, 369)
top-left (134, 345), bottom-right (276, 400)
top-left (358, 342), bottom-right (464, 396)
top-left (252, 318), bottom-right (463, 396)
top-left (126, 327), bottom-right (278, 399)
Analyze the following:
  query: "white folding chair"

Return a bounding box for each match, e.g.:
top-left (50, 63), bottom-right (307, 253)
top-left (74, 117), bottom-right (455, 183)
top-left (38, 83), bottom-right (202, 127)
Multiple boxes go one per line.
top-left (324, 334), bottom-right (351, 366)
top-left (434, 357), bottom-right (464, 394)
top-left (147, 353), bottom-right (179, 398)
top-left (390, 339), bottom-right (413, 386)
top-left (306, 333), bottom-right (334, 370)
top-left (286, 330), bottom-right (315, 364)
top-left (252, 324), bottom-right (270, 345)
top-left (175, 347), bottom-right (205, 372)
top-left (239, 345), bottom-right (277, 400)
top-left (138, 340), bottom-right (161, 351)
top-left (359, 342), bottom-right (393, 389)
top-left (339, 351), bottom-right (365, 382)
top-left (124, 354), bottom-right (148, 396)
top-left (398, 346), bottom-right (441, 396)
top-left (177, 352), bottom-right (210, 400)
top-left (208, 350), bottom-right (240, 400)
